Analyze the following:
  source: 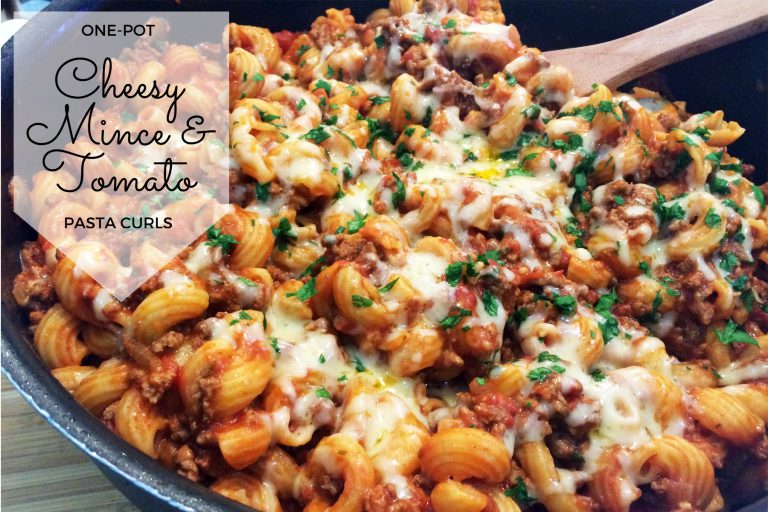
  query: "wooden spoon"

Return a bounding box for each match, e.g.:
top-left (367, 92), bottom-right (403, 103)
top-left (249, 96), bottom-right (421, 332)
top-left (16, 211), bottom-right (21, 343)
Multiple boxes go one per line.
top-left (544, 0), bottom-right (768, 95)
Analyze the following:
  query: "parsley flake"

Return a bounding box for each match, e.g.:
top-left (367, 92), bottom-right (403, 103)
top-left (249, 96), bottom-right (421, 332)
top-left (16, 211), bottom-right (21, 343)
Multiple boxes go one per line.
top-left (286, 277), bottom-right (317, 302)
top-left (439, 308), bottom-right (472, 329)
top-left (205, 226), bottom-right (238, 255)
top-left (352, 295), bottom-right (374, 308)
top-left (505, 478), bottom-right (535, 505)
top-left (704, 208), bottom-right (722, 229)
top-left (379, 278), bottom-right (399, 293)
top-left (272, 217), bottom-right (297, 251)
top-left (719, 252), bottom-right (739, 273)
top-left (481, 289), bottom-right (498, 316)
top-left (346, 210), bottom-right (368, 234)
top-left (715, 319), bottom-right (759, 347)
top-left (589, 369), bottom-right (606, 381)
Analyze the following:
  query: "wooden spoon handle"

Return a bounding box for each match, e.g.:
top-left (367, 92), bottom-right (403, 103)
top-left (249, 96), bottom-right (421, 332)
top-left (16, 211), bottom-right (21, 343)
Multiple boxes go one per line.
top-left (546, 0), bottom-right (768, 94)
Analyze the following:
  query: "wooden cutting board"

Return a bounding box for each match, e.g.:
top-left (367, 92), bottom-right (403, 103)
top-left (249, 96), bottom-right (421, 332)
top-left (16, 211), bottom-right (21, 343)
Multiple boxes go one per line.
top-left (1, 377), bottom-right (139, 512)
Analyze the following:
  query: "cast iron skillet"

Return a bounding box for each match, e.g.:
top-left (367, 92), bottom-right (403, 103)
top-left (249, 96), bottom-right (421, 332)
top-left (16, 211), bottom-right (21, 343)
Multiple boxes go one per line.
top-left (2, 1), bottom-right (767, 510)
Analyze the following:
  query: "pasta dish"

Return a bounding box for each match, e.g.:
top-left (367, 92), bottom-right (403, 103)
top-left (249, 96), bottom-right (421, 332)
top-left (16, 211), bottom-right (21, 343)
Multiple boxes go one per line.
top-left (12, 0), bottom-right (768, 510)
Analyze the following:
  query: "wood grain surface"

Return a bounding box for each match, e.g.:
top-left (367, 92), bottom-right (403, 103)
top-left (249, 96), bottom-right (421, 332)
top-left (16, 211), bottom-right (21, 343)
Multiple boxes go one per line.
top-left (1, 376), bottom-right (138, 512)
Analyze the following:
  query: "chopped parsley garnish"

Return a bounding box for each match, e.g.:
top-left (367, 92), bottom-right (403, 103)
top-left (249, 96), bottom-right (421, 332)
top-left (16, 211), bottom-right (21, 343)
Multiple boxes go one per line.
top-left (705, 150), bottom-right (723, 168)
top-left (422, 105), bottom-right (433, 128)
top-left (443, 18), bottom-right (456, 29)
top-left (315, 387), bottom-right (331, 399)
top-left (396, 143), bottom-right (417, 169)
top-left (704, 208), bottom-right (721, 228)
top-left (715, 319), bottom-right (759, 347)
top-left (314, 80), bottom-right (332, 96)
top-left (528, 365), bottom-right (565, 382)
top-left (256, 109), bottom-right (281, 123)
top-left (719, 252), bottom-right (739, 273)
top-left (286, 278), bottom-right (317, 301)
top-left (721, 161), bottom-right (744, 173)
top-left (366, 118), bottom-right (398, 149)
top-left (379, 278), bottom-right (399, 293)
top-left (672, 150), bottom-right (693, 175)
top-left (552, 293), bottom-right (576, 316)
top-left (723, 199), bottom-right (744, 214)
top-left (589, 369), bottom-right (606, 381)
top-left (353, 356), bottom-right (366, 372)
top-left (300, 126), bottom-right (331, 144)
top-left (709, 177), bottom-right (730, 195)
top-left (506, 168), bottom-right (534, 177)
top-left (537, 351), bottom-right (561, 363)
top-left (692, 126), bottom-right (711, 140)
top-left (254, 181), bottom-right (270, 202)
top-left (370, 95), bottom-right (390, 105)
top-left (558, 104), bottom-right (597, 122)
top-left (475, 377), bottom-right (486, 386)
top-left (678, 133), bottom-right (698, 147)
top-left (333, 185), bottom-right (346, 202)
top-left (639, 261), bottom-right (651, 276)
top-left (658, 276), bottom-right (680, 297)
top-left (481, 289), bottom-right (498, 316)
top-left (319, 354), bottom-right (326, 363)
top-left (343, 163), bottom-right (354, 182)
top-left (730, 274), bottom-right (749, 291)
top-left (205, 226), bottom-right (238, 255)
top-left (439, 307), bottom-right (472, 329)
top-left (346, 210), bottom-right (368, 234)
top-left (505, 477), bottom-right (535, 505)
top-left (639, 290), bottom-right (664, 324)
top-left (534, 291), bottom-right (576, 316)
top-left (446, 262), bottom-right (465, 286)
top-left (753, 185), bottom-right (766, 209)
top-left (237, 276), bottom-right (257, 287)
top-left (565, 218), bottom-right (586, 248)
top-left (296, 98), bottom-right (306, 111)
top-left (444, 252), bottom-right (501, 286)
top-left (597, 100), bottom-right (621, 121)
top-left (614, 195), bottom-right (625, 205)
top-left (392, 172), bottom-right (406, 208)
top-left (299, 255), bottom-right (326, 277)
top-left (741, 288), bottom-right (756, 311)
top-left (374, 34), bottom-right (385, 48)
top-left (352, 294), bottom-right (374, 308)
top-left (269, 337), bottom-right (280, 354)
top-left (272, 217), bottom-right (297, 251)
top-left (513, 307), bottom-right (528, 325)
top-left (553, 133), bottom-right (583, 152)
top-left (571, 150), bottom-right (597, 212)
top-left (522, 103), bottom-right (541, 119)
top-left (297, 44), bottom-right (311, 57)
top-left (477, 250), bottom-right (502, 266)
top-left (595, 290), bottom-right (619, 342)
top-left (653, 191), bottom-right (686, 225)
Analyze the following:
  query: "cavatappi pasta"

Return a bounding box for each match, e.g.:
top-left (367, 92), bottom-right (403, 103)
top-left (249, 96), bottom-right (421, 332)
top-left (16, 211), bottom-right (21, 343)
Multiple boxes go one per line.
top-left (12, 1), bottom-right (768, 511)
